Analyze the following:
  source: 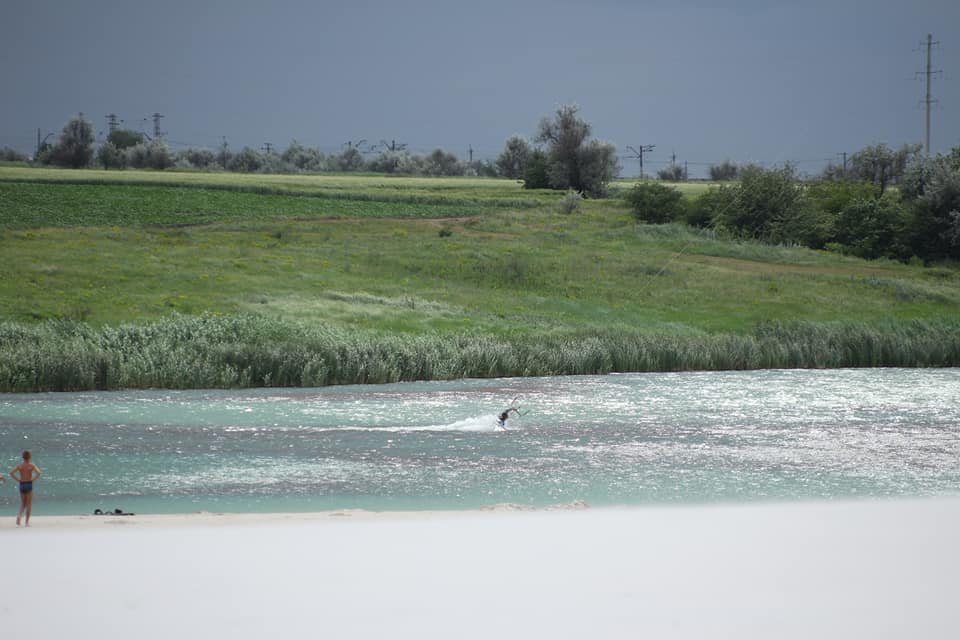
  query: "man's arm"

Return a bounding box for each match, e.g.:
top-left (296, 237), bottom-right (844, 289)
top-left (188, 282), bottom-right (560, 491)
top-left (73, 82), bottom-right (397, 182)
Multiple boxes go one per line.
top-left (31, 464), bottom-right (42, 481)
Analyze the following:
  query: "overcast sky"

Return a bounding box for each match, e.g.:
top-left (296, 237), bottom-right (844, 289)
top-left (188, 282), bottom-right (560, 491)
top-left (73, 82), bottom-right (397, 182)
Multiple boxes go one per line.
top-left (2, 0), bottom-right (957, 177)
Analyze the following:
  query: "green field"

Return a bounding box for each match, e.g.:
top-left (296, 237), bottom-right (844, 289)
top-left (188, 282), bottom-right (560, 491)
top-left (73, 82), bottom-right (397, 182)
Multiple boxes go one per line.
top-left (1, 167), bottom-right (958, 390)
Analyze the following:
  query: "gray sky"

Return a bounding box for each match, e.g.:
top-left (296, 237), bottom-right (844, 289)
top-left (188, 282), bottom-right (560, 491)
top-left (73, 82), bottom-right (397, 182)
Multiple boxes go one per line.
top-left (2, 0), bottom-right (958, 177)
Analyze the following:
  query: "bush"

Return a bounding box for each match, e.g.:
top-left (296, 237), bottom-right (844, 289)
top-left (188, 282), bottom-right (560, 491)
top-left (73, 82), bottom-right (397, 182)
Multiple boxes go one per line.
top-left (558, 190), bottom-right (582, 214)
top-left (126, 141), bottom-right (174, 170)
top-left (657, 165), bottom-right (684, 181)
top-left (834, 195), bottom-right (909, 260)
top-left (713, 164), bottom-right (810, 242)
top-left (685, 187), bottom-right (734, 228)
top-left (625, 182), bottom-right (684, 224)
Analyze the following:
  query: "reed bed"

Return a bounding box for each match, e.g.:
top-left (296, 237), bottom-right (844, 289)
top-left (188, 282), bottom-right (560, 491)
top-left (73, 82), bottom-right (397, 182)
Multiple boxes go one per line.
top-left (1, 314), bottom-right (957, 392)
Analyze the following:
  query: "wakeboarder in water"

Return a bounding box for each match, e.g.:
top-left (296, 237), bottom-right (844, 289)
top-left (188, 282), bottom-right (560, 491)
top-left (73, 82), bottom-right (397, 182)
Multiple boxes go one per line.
top-left (496, 407), bottom-right (519, 431)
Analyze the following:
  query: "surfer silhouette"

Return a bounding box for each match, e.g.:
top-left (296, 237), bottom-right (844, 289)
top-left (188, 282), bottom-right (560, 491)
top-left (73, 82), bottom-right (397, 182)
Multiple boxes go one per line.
top-left (496, 407), bottom-right (519, 431)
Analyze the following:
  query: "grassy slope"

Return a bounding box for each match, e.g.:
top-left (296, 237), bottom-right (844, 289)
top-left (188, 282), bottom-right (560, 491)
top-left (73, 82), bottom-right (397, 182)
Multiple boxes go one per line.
top-left (1, 167), bottom-right (958, 338)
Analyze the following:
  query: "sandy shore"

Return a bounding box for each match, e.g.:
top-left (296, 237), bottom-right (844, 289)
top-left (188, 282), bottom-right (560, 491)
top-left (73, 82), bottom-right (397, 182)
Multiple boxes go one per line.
top-left (5, 498), bottom-right (959, 639)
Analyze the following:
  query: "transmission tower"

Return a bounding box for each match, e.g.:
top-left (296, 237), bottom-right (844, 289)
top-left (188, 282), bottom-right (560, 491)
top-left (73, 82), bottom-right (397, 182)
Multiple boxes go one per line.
top-left (916, 34), bottom-right (941, 155)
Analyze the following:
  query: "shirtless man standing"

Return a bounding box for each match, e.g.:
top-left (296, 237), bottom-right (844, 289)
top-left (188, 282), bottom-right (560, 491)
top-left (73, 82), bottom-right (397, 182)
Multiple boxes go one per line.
top-left (10, 451), bottom-right (42, 527)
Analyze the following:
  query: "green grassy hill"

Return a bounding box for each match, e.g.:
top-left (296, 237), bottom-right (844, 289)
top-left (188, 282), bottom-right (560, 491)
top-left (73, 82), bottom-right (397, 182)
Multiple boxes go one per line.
top-left (1, 166), bottom-right (958, 391)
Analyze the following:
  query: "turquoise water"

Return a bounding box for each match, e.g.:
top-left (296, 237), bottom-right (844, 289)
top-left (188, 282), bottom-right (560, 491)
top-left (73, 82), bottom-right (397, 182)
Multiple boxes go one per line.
top-left (1, 368), bottom-right (959, 515)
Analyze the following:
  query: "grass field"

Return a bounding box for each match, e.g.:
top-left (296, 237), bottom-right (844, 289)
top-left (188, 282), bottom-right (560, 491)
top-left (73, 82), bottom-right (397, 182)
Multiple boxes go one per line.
top-left (1, 166), bottom-right (958, 390)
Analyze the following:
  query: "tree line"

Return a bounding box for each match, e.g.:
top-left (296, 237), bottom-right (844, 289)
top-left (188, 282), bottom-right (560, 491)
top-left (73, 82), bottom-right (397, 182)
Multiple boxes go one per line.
top-left (9, 109), bottom-right (957, 263)
top-left (13, 106), bottom-right (621, 195)
top-left (626, 146), bottom-right (960, 264)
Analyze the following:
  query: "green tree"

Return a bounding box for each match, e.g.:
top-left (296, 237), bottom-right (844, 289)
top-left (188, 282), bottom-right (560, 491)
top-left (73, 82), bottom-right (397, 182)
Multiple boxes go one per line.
top-left (96, 142), bottom-right (126, 169)
top-left (228, 146), bottom-right (263, 173)
top-left (902, 152), bottom-right (960, 261)
top-left (107, 129), bottom-right (145, 150)
top-left (850, 143), bottom-right (921, 194)
top-left (521, 149), bottom-right (550, 190)
top-left (424, 148), bottom-right (463, 176)
top-left (534, 104), bottom-right (618, 197)
top-left (496, 135), bottom-right (532, 179)
top-left (709, 160), bottom-right (739, 181)
top-left (46, 114), bottom-right (95, 168)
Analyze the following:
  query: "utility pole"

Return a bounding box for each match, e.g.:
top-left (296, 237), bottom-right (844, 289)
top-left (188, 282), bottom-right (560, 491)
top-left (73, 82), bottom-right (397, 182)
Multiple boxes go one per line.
top-left (837, 151), bottom-right (848, 173)
top-left (261, 142), bottom-right (274, 154)
top-left (468, 145), bottom-right (474, 163)
top-left (105, 114), bottom-right (120, 134)
top-left (220, 136), bottom-right (229, 169)
top-left (151, 112), bottom-right (165, 140)
top-left (683, 160), bottom-right (688, 181)
top-left (626, 144), bottom-right (655, 179)
top-left (917, 33), bottom-right (941, 155)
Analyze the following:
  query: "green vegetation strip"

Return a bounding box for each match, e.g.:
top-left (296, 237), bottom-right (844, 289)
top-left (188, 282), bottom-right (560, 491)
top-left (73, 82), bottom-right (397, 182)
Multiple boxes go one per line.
top-left (2, 315), bottom-right (958, 392)
top-left (0, 182), bottom-right (512, 228)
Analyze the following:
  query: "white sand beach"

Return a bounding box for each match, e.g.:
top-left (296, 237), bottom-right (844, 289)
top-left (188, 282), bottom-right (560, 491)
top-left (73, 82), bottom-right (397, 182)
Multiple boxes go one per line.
top-left (4, 498), bottom-right (959, 639)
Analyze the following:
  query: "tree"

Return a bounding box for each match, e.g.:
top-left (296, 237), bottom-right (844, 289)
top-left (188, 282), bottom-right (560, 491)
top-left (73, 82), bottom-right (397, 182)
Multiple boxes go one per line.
top-left (107, 129), bottom-right (145, 150)
top-left (534, 104), bottom-right (617, 197)
top-left (424, 149), bottom-right (463, 176)
top-left (850, 143), bottom-right (922, 194)
top-left (496, 135), bottom-right (532, 179)
top-left (0, 147), bottom-right (29, 162)
top-left (282, 140), bottom-right (325, 172)
top-left (576, 139), bottom-right (619, 198)
top-left (96, 142), bottom-right (126, 169)
top-left (125, 141), bottom-right (174, 170)
top-left (902, 151), bottom-right (960, 261)
top-left (709, 160), bottom-right (739, 181)
top-left (336, 146), bottom-right (365, 172)
top-left (521, 149), bottom-right (550, 190)
top-left (228, 146), bottom-right (263, 173)
top-left (46, 114), bottom-right (95, 168)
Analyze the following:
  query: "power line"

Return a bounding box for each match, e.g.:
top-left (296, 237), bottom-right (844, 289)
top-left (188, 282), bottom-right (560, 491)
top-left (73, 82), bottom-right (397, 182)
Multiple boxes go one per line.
top-left (625, 144), bottom-right (655, 178)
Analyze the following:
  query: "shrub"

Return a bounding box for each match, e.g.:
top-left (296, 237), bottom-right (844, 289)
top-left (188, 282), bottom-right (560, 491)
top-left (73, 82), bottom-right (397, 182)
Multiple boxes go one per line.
top-left (657, 165), bottom-right (684, 181)
top-left (625, 182), bottom-right (684, 224)
top-left (558, 190), bottom-right (582, 214)
top-left (126, 141), bottom-right (174, 170)
top-left (685, 187), bottom-right (733, 228)
top-left (835, 195), bottom-right (909, 260)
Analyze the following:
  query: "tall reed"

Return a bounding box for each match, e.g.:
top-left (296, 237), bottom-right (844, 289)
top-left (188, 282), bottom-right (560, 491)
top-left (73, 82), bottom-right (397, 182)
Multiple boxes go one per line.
top-left (0, 315), bottom-right (957, 392)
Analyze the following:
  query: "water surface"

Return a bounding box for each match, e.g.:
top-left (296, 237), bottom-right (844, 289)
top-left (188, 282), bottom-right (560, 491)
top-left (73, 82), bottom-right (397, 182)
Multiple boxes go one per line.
top-left (1, 368), bottom-right (958, 515)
